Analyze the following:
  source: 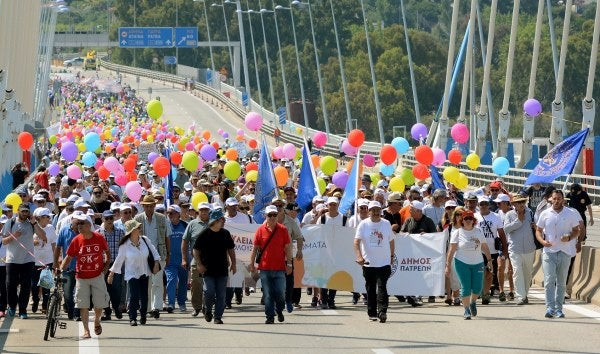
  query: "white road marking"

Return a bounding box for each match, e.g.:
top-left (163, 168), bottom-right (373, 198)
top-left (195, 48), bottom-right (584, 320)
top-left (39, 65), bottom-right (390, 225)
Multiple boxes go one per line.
top-left (529, 289), bottom-right (600, 321)
top-left (0, 328), bottom-right (19, 333)
top-left (320, 309), bottom-right (339, 315)
top-left (371, 349), bottom-right (394, 354)
top-left (78, 321), bottom-right (100, 354)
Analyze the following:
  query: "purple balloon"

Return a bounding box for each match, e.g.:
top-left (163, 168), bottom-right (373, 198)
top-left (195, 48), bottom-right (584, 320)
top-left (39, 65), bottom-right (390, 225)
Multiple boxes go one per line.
top-left (200, 144), bottom-right (217, 161)
top-left (523, 98), bottom-right (542, 117)
top-left (332, 171), bottom-right (349, 189)
top-left (48, 162), bottom-right (60, 176)
top-left (222, 132), bottom-right (229, 139)
top-left (60, 141), bottom-right (78, 162)
top-left (148, 152), bottom-right (159, 164)
top-left (341, 140), bottom-right (358, 156)
top-left (411, 123), bottom-right (428, 141)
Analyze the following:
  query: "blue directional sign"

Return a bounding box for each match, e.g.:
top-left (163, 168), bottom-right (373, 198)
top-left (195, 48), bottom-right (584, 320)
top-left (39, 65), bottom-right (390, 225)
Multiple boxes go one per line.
top-left (205, 69), bottom-right (213, 84)
top-left (119, 27), bottom-right (174, 48)
top-left (175, 27), bottom-right (198, 48)
top-left (278, 107), bottom-right (286, 125)
top-left (164, 56), bottom-right (177, 65)
top-left (242, 92), bottom-right (249, 107)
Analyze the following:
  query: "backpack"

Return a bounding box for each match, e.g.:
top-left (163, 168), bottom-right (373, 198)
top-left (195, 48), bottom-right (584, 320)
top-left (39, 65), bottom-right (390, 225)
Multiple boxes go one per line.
top-left (321, 214), bottom-right (347, 227)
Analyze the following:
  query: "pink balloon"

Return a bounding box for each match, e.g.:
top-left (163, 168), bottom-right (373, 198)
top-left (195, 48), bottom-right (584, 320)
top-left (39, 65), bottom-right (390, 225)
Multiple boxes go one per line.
top-left (66, 165), bottom-right (82, 180)
top-left (94, 159), bottom-right (104, 170)
top-left (185, 142), bottom-right (195, 151)
top-left (313, 131), bottom-right (327, 148)
top-left (245, 112), bottom-right (263, 131)
top-left (116, 144), bottom-right (124, 154)
top-left (125, 181), bottom-right (142, 202)
top-left (115, 174), bottom-right (128, 187)
top-left (432, 148), bottom-right (446, 167)
top-left (363, 153), bottom-right (376, 167)
top-left (282, 143), bottom-right (296, 159)
top-left (237, 129), bottom-right (245, 137)
top-left (273, 146), bottom-right (284, 159)
top-left (450, 123), bottom-right (469, 144)
top-left (341, 140), bottom-right (358, 156)
top-left (104, 157), bottom-right (121, 173)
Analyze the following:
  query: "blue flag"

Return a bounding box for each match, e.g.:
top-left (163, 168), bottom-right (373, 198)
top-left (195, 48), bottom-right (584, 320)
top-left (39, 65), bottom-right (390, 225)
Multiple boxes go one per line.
top-left (339, 152), bottom-right (360, 215)
top-left (296, 140), bottom-right (318, 214)
top-left (524, 128), bottom-right (589, 185)
top-left (429, 166), bottom-right (446, 190)
top-left (252, 139), bottom-right (277, 224)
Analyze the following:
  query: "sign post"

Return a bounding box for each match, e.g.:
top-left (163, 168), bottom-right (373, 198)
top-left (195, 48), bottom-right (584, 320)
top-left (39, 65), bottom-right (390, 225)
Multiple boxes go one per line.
top-left (119, 27), bottom-right (174, 48)
top-left (174, 27), bottom-right (198, 48)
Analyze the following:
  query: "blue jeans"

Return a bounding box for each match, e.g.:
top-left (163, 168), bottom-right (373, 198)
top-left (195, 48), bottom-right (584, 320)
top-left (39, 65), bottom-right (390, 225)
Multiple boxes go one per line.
top-left (542, 251), bottom-right (571, 311)
top-left (165, 264), bottom-right (188, 307)
top-left (203, 276), bottom-right (227, 320)
top-left (260, 270), bottom-right (286, 319)
top-left (105, 271), bottom-right (122, 316)
top-left (128, 275), bottom-right (149, 321)
top-left (62, 270), bottom-right (80, 319)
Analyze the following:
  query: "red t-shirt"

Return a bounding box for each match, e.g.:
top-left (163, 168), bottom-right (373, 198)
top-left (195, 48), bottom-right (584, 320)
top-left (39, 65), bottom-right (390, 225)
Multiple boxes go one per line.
top-left (254, 223), bottom-right (290, 271)
top-left (66, 232), bottom-right (108, 279)
top-left (34, 171), bottom-right (49, 190)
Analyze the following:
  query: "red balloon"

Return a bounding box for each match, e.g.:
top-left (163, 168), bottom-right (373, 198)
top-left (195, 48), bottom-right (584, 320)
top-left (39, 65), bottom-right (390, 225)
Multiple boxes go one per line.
top-left (414, 145), bottom-right (434, 165)
top-left (380, 144), bottom-right (397, 165)
top-left (347, 129), bottom-right (365, 148)
top-left (98, 166), bottom-right (110, 180)
top-left (248, 139), bottom-right (258, 149)
top-left (246, 162), bottom-right (258, 171)
top-left (126, 171), bottom-right (138, 182)
top-left (153, 156), bottom-right (171, 177)
top-left (170, 136), bottom-right (178, 143)
top-left (448, 149), bottom-right (462, 165)
top-left (18, 132), bottom-right (33, 150)
top-left (123, 158), bottom-right (136, 172)
top-left (412, 163), bottom-right (431, 180)
top-left (170, 151), bottom-right (183, 165)
top-left (212, 141), bottom-right (220, 150)
top-left (129, 153), bottom-right (138, 162)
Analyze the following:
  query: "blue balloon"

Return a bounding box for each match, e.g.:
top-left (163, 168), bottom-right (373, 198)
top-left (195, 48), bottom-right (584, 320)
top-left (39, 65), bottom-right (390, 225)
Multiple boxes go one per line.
top-left (171, 167), bottom-right (178, 180)
top-left (492, 157), bottom-right (510, 176)
top-left (391, 137), bottom-right (409, 154)
top-left (82, 151), bottom-right (97, 167)
top-left (83, 132), bottom-right (101, 152)
top-left (380, 163), bottom-right (395, 177)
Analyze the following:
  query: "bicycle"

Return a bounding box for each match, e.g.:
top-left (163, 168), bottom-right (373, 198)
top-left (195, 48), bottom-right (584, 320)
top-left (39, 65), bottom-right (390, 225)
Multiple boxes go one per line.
top-left (44, 272), bottom-right (68, 341)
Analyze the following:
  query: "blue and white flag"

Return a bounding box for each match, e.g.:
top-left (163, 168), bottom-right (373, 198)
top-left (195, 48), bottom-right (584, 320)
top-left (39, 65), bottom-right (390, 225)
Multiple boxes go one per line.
top-left (252, 138), bottom-right (277, 224)
top-left (339, 152), bottom-right (360, 215)
top-left (296, 140), bottom-right (319, 214)
top-left (429, 166), bottom-right (446, 190)
top-left (524, 128), bottom-right (589, 185)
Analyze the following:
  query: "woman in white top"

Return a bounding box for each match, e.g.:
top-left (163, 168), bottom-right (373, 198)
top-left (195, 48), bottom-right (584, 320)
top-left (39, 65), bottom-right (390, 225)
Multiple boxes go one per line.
top-left (445, 209), bottom-right (492, 320)
top-left (31, 208), bottom-right (57, 314)
top-left (108, 219), bottom-right (160, 326)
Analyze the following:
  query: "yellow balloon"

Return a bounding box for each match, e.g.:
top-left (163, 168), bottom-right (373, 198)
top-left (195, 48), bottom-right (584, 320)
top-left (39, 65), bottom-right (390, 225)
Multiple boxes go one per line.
top-left (191, 192), bottom-right (209, 210)
top-left (78, 143), bottom-right (86, 152)
top-left (443, 166), bottom-right (460, 184)
top-left (466, 153), bottom-right (480, 170)
top-left (4, 193), bottom-right (22, 212)
top-left (104, 130), bottom-right (112, 139)
top-left (317, 177), bottom-right (326, 194)
top-left (389, 176), bottom-right (405, 192)
top-left (246, 170), bottom-right (258, 182)
top-left (147, 135), bottom-right (155, 142)
top-left (455, 173), bottom-right (469, 190)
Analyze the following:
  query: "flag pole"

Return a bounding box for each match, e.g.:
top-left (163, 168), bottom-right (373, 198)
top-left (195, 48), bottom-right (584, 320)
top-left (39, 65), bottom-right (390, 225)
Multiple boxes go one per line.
top-left (304, 138), bottom-right (321, 196)
top-left (354, 149), bottom-right (361, 218)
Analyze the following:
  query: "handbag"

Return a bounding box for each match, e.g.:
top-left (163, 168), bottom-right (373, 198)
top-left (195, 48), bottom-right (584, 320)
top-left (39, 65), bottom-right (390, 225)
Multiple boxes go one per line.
top-left (255, 226), bottom-right (278, 264)
top-left (142, 237), bottom-right (162, 274)
top-left (528, 209), bottom-right (543, 250)
top-left (481, 215), bottom-right (502, 251)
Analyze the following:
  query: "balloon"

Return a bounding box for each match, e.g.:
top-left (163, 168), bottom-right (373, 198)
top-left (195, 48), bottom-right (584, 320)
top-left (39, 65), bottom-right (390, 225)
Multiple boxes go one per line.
top-left (391, 137), bottom-right (410, 154)
top-left (282, 143), bottom-right (296, 159)
top-left (347, 129), bottom-right (365, 147)
top-left (363, 154), bottom-right (376, 167)
top-left (115, 174), bottom-right (128, 187)
top-left (224, 161), bottom-right (242, 180)
top-left (66, 165), bottom-right (82, 180)
top-left (432, 148), bottom-right (446, 166)
top-left (200, 144), bottom-right (217, 161)
top-left (380, 163), bottom-right (395, 177)
top-left (369, 173), bottom-right (380, 186)
top-left (273, 166), bottom-right (289, 187)
top-left (182, 151), bottom-right (199, 172)
top-left (60, 141), bottom-right (78, 162)
top-left (125, 181), bottom-right (143, 202)
top-left (332, 171), bottom-right (349, 189)
top-left (389, 177), bottom-right (405, 193)
top-left (83, 132), bottom-right (101, 152)
top-left (245, 170), bottom-right (258, 182)
top-left (222, 132), bottom-right (229, 139)
top-left (49, 162), bottom-right (60, 176)
top-left (18, 132), bottom-right (33, 150)
top-left (104, 157), bottom-right (121, 173)
top-left (202, 130), bottom-right (211, 140)
top-left (412, 163), bottom-right (430, 180)
top-left (523, 98), bottom-right (542, 117)
top-left (400, 168), bottom-right (415, 186)
top-left (146, 100), bottom-right (163, 120)
top-left (4, 193), bottom-right (22, 212)
top-left (380, 144), bottom-right (397, 165)
top-left (246, 162), bottom-right (258, 171)
top-left (341, 139), bottom-right (358, 156)
top-left (153, 156), bottom-right (170, 177)
top-left (98, 166), bottom-right (110, 180)
top-left (450, 123), bottom-right (469, 144)
top-left (311, 155), bottom-right (320, 168)
top-left (455, 173), bottom-right (469, 190)
top-left (122, 158), bottom-right (136, 172)
top-left (319, 156), bottom-right (337, 176)
top-left (225, 148), bottom-right (238, 161)
top-left (345, 159), bottom-right (364, 177)
top-left (448, 149), bottom-right (462, 165)
top-left (443, 166), bottom-right (460, 184)
top-left (248, 139), bottom-right (258, 149)
top-left (414, 145), bottom-right (434, 165)
top-left (466, 153), bottom-right (480, 170)
top-left (410, 123), bottom-right (428, 141)
top-left (82, 151), bottom-right (97, 167)
top-left (236, 129), bottom-right (245, 137)
top-left (492, 157), bottom-right (510, 176)
top-left (170, 151), bottom-right (183, 165)
top-left (148, 152), bottom-right (159, 164)
top-left (49, 135), bottom-right (58, 145)
top-left (191, 192), bottom-right (209, 210)
top-left (313, 131), bottom-right (327, 147)
top-left (273, 146), bottom-right (284, 160)
top-left (317, 177), bottom-right (326, 195)
top-left (185, 142), bottom-right (195, 151)
top-left (245, 112), bottom-right (263, 131)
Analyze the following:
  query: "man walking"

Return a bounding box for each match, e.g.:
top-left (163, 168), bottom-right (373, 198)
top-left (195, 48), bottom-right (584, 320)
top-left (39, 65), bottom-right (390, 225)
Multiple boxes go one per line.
top-left (165, 205), bottom-right (188, 313)
top-left (98, 210), bottom-right (124, 320)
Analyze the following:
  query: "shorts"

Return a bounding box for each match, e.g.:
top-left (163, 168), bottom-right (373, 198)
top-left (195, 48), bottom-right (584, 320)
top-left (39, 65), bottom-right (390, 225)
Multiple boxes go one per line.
top-left (75, 275), bottom-right (109, 309)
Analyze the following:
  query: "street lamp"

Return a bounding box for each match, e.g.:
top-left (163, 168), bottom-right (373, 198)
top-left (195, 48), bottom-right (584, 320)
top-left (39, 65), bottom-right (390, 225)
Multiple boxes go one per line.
top-left (329, 0), bottom-right (352, 136)
top-left (275, 3), bottom-right (310, 131)
top-left (261, 8), bottom-right (290, 127)
top-left (291, 0), bottom-right (330, 137)
top-left (211, 2), bottom-right (235, 87)
top-left (224, 0), bottom-right (252, 105)
top-left (237, 5), bottom-right (264, 117)
top-left (194, 0), bottom-right (217, 87)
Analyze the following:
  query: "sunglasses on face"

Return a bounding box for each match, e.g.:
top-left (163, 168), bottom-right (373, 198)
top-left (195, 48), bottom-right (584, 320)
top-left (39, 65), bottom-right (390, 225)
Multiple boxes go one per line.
top-left (463, 217), bottom-right (475, 221)
top-left (274, 204), bottom-right (284, 209)
top-left (94, 192), bottom-right (102, 196)
top-left (92, 179), bottom-right (99, 182)
top-left (267, 214), bottom-right (278, 218)
top-left (104, 216), bottom-right (114, 220)
top-left (239, 207), bottom-right (249, 211)
top-left (122, 210), bottom-right (131, 214)
top-left (490, 188), bottom-right (499, 192)
top-left (359, 206), bottom-right (368, 210)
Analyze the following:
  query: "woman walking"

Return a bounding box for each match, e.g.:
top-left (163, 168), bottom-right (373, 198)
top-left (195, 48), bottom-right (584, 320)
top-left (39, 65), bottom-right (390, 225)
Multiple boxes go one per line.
top-left (108, 220), bottom-right (160, 326)
top-left (445, 210), bottom-right (492, 319)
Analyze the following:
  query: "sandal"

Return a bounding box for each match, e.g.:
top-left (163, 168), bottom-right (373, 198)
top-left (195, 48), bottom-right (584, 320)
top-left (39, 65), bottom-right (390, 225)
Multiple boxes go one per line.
top-left (94, 324), bottom-right (102, 336)
top-left (444, 298), bottom-right (453, 305)
top-left (82, 332), bottom-right (91, 339)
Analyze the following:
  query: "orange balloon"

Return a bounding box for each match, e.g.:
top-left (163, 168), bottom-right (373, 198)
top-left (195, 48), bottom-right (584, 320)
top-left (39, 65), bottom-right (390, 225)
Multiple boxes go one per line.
top-left (17, 132), bottom-right (33, 150)
top-left (153, 157), bottom-right (170, 177)
top-left (134, 139), bottom-right (141, 147)
top-left (123, 143), bottom-right (131, 153)
top-left (99, 133), bottom-right (106, 141)
top-left (202, 130), bottom-right (211, 140)
top-left (412, 163), bottom-right (430, 180)
top-left (347, 129), bottom-right (365, 147)
top-left (236, 135), bottom-right (244, 141)
top-left (170, 136), bottom-right (178, 143)
top-left (225, 148), bottom-right (238, 161)
top-left (126, 171), bottom-right (138, 182)
top-left (248, 139), bottom-right (258, 149)
top-left (448, 149), bottom-right (462, 165)
top-left (246, 162), bottom-right (258, 171)
top-left (346, 159), bottom-right (364, 177)
top-left (129, 153), bottom-right (138, 162)
top-left (414, 145), bottom-right (434, 165)
top-left (311, 154), bottom-right (320, 168)
top-left (170, 151), bottom-right (183, 165)
top-left (105, 145), bottom-right (113, 153)
top-left (193, 136), bottom-right (200, 144)
top-left (123, 158), bottom-right (136, 172)
top-left (274, 166), bottom-right (289, 187)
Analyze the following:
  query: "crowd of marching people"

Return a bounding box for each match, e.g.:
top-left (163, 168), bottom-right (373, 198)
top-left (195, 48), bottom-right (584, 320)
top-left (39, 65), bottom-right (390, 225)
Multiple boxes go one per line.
top-left (0, 77), bottom-right (594, 339)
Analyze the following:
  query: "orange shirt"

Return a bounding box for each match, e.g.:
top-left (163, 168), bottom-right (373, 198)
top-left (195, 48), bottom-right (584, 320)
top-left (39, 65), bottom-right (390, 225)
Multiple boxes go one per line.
top-left (399, 205), bottom-right (412, 226)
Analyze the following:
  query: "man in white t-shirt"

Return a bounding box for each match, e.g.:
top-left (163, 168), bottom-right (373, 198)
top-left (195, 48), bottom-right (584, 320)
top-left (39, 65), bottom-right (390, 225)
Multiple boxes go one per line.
top-left (354, 201), bottom-right (394, 323)
top-left (348, 199), bottom-right (370, 228)
top-left (223, 197), bottom-right (252, 308)
top-left (536, 190), bottom-right (580, 319)
top-left (301, 196), bottom-right (324, 227)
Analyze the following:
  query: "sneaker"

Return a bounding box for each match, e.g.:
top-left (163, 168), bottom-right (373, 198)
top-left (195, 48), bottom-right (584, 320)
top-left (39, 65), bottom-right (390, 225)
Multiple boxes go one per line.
top-left (311, 297), bottom-right (318, 307)
top-left (508, 292), bottom-right (515, 301)
top-left (249, 287), bottom-right (255, 293)
top-left (320, 301), bottom-right (329, 310)
top-left (179, 305), bottom-right (187, 313)
top-left (293, 303), bottom-right (302, 309)
top-left (328, 301), bottom-right (337, 310)
top-left (427, 296), bottom-right (436, 303)
top-left (369, 316), bottom-right (378, 321)
top-left (100, 315), bottom-right (111, 321)
top-left (265, 317), bottom-right (275, 324)
top-left (363, 299), bottom-right (368, 306)
top-left (152, 309), bottom-right (160, 319)
top-left (140, 316), bottom-right (147, 325)
top-left (378, 312), bottom-right (387, 323)
top-left (453, 298), bottom-right (461, 306)
top-left (214, 318), bottom-right (224, 324)
top-left (166, 306), bottom-right (174, 314)
top-left (396, 295), bottom-right (406, 303)
top-left (225, 304), bottom-right (232, 309)
top-left (499, 292), bottom-right (506, 302)
top-left (115, 309), bottom-right (123, 319)
top-left (7, 308), bottom-right (15, 317)
top-left (306, 288), bottom-right (312, 296)
top-left (19, 313), bottom-right (28, 319)
top-left (205, 311), bottom-right (213, 323)
top-left (277, 311), bottom-right (285, 322)
top-left (286, 302), bottom-right (293, 313)
top-left (469, 301), bottom-right (477, 317)
top-left (464, 308), bottom-right (471, 320)
top-left (130, 320), bottom-right (138, 326)
top-left (235, 297), bottom-right (242, 305)
top-left (517, 299), bottom-right (527, 306)
top-left (523, 297), bottom-right (529, 304)
top-left (32, 302), bottom-right (39, 313)
top-left (555, 310), bottom-right (565, 318)
top-left (192, 309), bottom-right (201, 317)
top-left (545, 309), bottom-right (555, 318)
top-left (352, 294), bottom-right (359, 305)
top-left (481, 294), bottom-right (491, 305)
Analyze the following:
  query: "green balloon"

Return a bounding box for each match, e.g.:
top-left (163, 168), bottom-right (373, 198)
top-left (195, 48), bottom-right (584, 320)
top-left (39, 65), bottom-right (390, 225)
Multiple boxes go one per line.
top-left (400, 168), bottom-right (415, 186)
top-left (146, 99), bottom-right (163, 120)
top-left (319, 156), bottom-right (337, 176)
top-left (317, 177), bottom-right (326, 194)
top-left (224, 161), bottom-right (241, 180)
top-left (182, 151), bottom-right (199, 172)
top-left (369, 173), bottom-right (379, 186)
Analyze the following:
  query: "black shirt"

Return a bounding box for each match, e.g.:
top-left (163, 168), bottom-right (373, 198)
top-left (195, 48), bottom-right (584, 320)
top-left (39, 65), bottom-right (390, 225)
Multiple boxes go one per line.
top-left (383, 209), bottom-right (402, 228)
top-left (525, 186), bottom-right (546, 210)
top-left (567, 191), bottom-right (592, 220)
top-left (12, 169), bottom-right (28, 189)
top-left (400, 215), bottom-right (437, 234)
top-left (193, 227), bottom-right (235, 277)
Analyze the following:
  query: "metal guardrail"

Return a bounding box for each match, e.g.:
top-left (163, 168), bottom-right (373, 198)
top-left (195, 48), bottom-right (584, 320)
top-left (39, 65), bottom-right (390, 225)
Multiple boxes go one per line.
top-left (98, 58), bottom-right (600, 202)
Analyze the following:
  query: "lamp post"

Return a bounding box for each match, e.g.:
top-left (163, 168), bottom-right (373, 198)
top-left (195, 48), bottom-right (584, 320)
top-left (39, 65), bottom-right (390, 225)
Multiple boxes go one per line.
top-left (237, 5), bottom-right (264, 116)
top-left (329, 0), bottom-right (352, 136)
top-left (250, 3), bottom-right (277, 125)
top-left (275, 2), bottom-right (310, 130)
top-left (211, 1), bottom-right (235, 87)
top-left (195, 0), bottom-right (216, 86)
top-left (224, 0), bottom-right (252, 104)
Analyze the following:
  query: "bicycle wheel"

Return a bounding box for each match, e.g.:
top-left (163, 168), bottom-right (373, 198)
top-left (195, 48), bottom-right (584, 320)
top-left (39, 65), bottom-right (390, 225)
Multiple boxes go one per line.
top-left (44, 295), bottom-right (58, 341)
top-left (50, 294), bottom-right (62, 338)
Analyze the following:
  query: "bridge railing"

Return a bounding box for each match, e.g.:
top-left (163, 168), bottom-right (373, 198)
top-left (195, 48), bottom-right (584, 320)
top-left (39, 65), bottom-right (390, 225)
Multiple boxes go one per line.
top-left (98, 58), bottom-right (600, 202)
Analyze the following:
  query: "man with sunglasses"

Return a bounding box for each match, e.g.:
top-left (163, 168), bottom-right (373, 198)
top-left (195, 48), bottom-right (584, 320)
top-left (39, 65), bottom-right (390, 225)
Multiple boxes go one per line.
top-left (90, 187), bottom-right (111, 224)
top-left (488, 181), bottom-right (504, 212)
top-left (99, 210), bottom-right (125, 321)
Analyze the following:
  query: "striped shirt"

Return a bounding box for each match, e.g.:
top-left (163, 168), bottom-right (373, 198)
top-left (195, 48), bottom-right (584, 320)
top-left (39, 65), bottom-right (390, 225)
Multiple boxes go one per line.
top-left (99, 225), bottom-right (125, 262)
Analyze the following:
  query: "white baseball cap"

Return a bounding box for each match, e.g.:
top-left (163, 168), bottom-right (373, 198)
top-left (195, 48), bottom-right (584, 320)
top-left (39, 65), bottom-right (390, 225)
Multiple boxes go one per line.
top-left (197, 202), bottom-right (212, 210)
top-left (120, 203), bottom-right (133, 211)
top-left (327, 197), bottom-right (339, 205)
top-left (110, 202), bottom-right (121, 211)
top-left (184, 182), bottom-right (194, 191)
top-left (225, 197), bottom-right (239, 206)
top-left (265, 205), bottom-right (278, 215)
top-left (445, 200), bottom-right (458, 208)
top-left (494, 193), bottom-right (510, 203)
top-left (368, 201), bottom-right (382, 210)
top-left (312, 195), bottom-right (324, 203)
top-left (410, 200), bottom-right (424, 211)
top-left (357, 198), bottom-right (369, 207)
top-left (73, 199), bottom-right (87, 209)
top-left (33, 207), bottom-right (53, 218)
top-left (168, 205), bottom-right (181, 214)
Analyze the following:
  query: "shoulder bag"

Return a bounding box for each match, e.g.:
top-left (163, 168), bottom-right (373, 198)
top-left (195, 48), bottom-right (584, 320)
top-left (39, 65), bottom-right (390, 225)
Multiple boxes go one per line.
top-left (255, 225), bottom-right (278, 264)
top-left (141, 236), bottom-right (161, 274)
